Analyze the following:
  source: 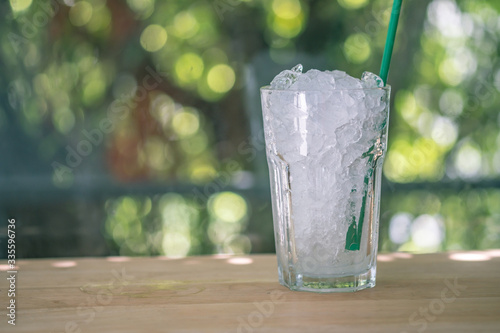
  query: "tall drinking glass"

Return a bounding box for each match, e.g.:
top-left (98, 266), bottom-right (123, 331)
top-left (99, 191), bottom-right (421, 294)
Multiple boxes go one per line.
top-left (261, 85), bottom-right (390, 292)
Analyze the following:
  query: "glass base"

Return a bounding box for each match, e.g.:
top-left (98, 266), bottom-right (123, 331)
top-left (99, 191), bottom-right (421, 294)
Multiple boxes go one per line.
top-left (280, 266), bottom-right (376, 293)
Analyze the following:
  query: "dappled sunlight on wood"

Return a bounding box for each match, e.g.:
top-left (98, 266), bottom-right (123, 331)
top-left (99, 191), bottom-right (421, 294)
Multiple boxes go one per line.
top-left (227, 257), bottom-right (253, 265)
top-left (51, 261), bottom-right (78, 268)
top-left (448, 252), bottom-right (491, 262)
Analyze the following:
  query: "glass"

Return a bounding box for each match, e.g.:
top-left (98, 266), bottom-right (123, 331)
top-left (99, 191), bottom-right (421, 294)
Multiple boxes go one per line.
top-left (261, 85), bottom-right (391, 292)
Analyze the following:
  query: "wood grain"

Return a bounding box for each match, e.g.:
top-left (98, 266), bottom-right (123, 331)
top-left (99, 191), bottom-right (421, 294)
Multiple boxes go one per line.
top-left (2, 251), bottom-right (500, 333)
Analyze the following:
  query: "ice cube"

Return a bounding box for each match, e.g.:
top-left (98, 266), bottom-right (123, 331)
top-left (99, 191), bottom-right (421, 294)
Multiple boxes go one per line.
top-left (291, 69), bottom-right (335, 91)
top-left (361, 71), bottom-right (384, 88)
top-left (335, 75), bottom-right (363, 90)
top-left (291, 64), bottom-right (303, 73)
top-left (270, 64), bottom-right (303, 89)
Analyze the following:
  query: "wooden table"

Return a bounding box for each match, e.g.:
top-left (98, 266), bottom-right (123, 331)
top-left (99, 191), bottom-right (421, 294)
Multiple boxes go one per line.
top-left (2, 251), bottom-right (500, 332)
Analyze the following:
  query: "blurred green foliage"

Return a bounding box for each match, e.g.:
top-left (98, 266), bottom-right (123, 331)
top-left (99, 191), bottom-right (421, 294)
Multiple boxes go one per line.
top-left (1, 0), bottom-right (499, 257)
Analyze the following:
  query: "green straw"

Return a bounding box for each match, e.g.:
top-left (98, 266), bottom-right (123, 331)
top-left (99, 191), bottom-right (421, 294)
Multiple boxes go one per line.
top-left (345, 0), bottom-right (403, 251)
top-left (379, 0), bottom-right (403, 85)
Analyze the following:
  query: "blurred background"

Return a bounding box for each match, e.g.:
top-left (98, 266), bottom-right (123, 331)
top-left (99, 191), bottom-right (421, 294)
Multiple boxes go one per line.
top-left (1, 0), bottom-right (499, 259)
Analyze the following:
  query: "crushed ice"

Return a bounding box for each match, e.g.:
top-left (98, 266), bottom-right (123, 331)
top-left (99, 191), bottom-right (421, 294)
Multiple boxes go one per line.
top-left (263, 65), bottom-right (389, 271)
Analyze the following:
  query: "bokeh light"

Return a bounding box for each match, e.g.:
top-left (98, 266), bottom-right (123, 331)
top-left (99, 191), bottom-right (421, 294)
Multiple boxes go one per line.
top-left (82, 81), bottom-right (105, 106)
top-left (172, 108), bottom-right (200, 138)
top-left (52, 108), bottom-right (75, 134)
top-left (149, 93), bottom-right (175, 127)
top-left (140, 24), bottom-right (168, 52)
top-left (173, 11), bottom-right (200, 39)
top-left (384, 137), bottom-right (444, 183)
top-left (9, 0), bottom-right (32, 13)
top-left (343, 33), bottom-right (371, 64)
top-left (272, 0), bottom-right (302, 20)
top-left (127, 0), bottom-right (155, 19)
top-left (270, 15), bottom-right (304, 39)
top-left (389, 213), bottom-right (413, 245)
top-left (454, 141), bottom-right (482, 179)
top-left (207, 64), bottom-right (235, 94)
top-left (439, 89), bottom-right (463, 117)
top-left (86, 5), bottom-right (112, 33)
top-left (69, 1), bottom-right (94, 27)
top-left (187, 158), bottom-right (217, 183)
top-left (180, 133), bottom-right (209, 156)
top-left (337, 0), bottom-right (369, 10)
top-left (204, 190), bottom-right (252, 254)
top-left (105, 196), bottom-right (152, 255)
top-left (431, 116), bottom-right (458, 147)
top-left (427, 0), bottom-right (470, 38)
top-left (439, 57), bottom-right (465, 86)
top-left (411, 214), bottom-right (445, 251)
top-left (209, 192), bottom-right (248, 224)
top-left (224, 235), bottom-right (252, 255)
top-left (162, 232), bottom-right (191, 258)
top-left (159, 194), bottom-right (199, 258)
top-left (175, 53), bottom-right (204, 85)
top-left (142, 137), bottom-right (173, 172)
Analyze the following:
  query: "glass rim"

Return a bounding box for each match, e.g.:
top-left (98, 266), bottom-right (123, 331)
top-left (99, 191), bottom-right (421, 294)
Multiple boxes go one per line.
top-left (260, 85), bottom-right (391, 93)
